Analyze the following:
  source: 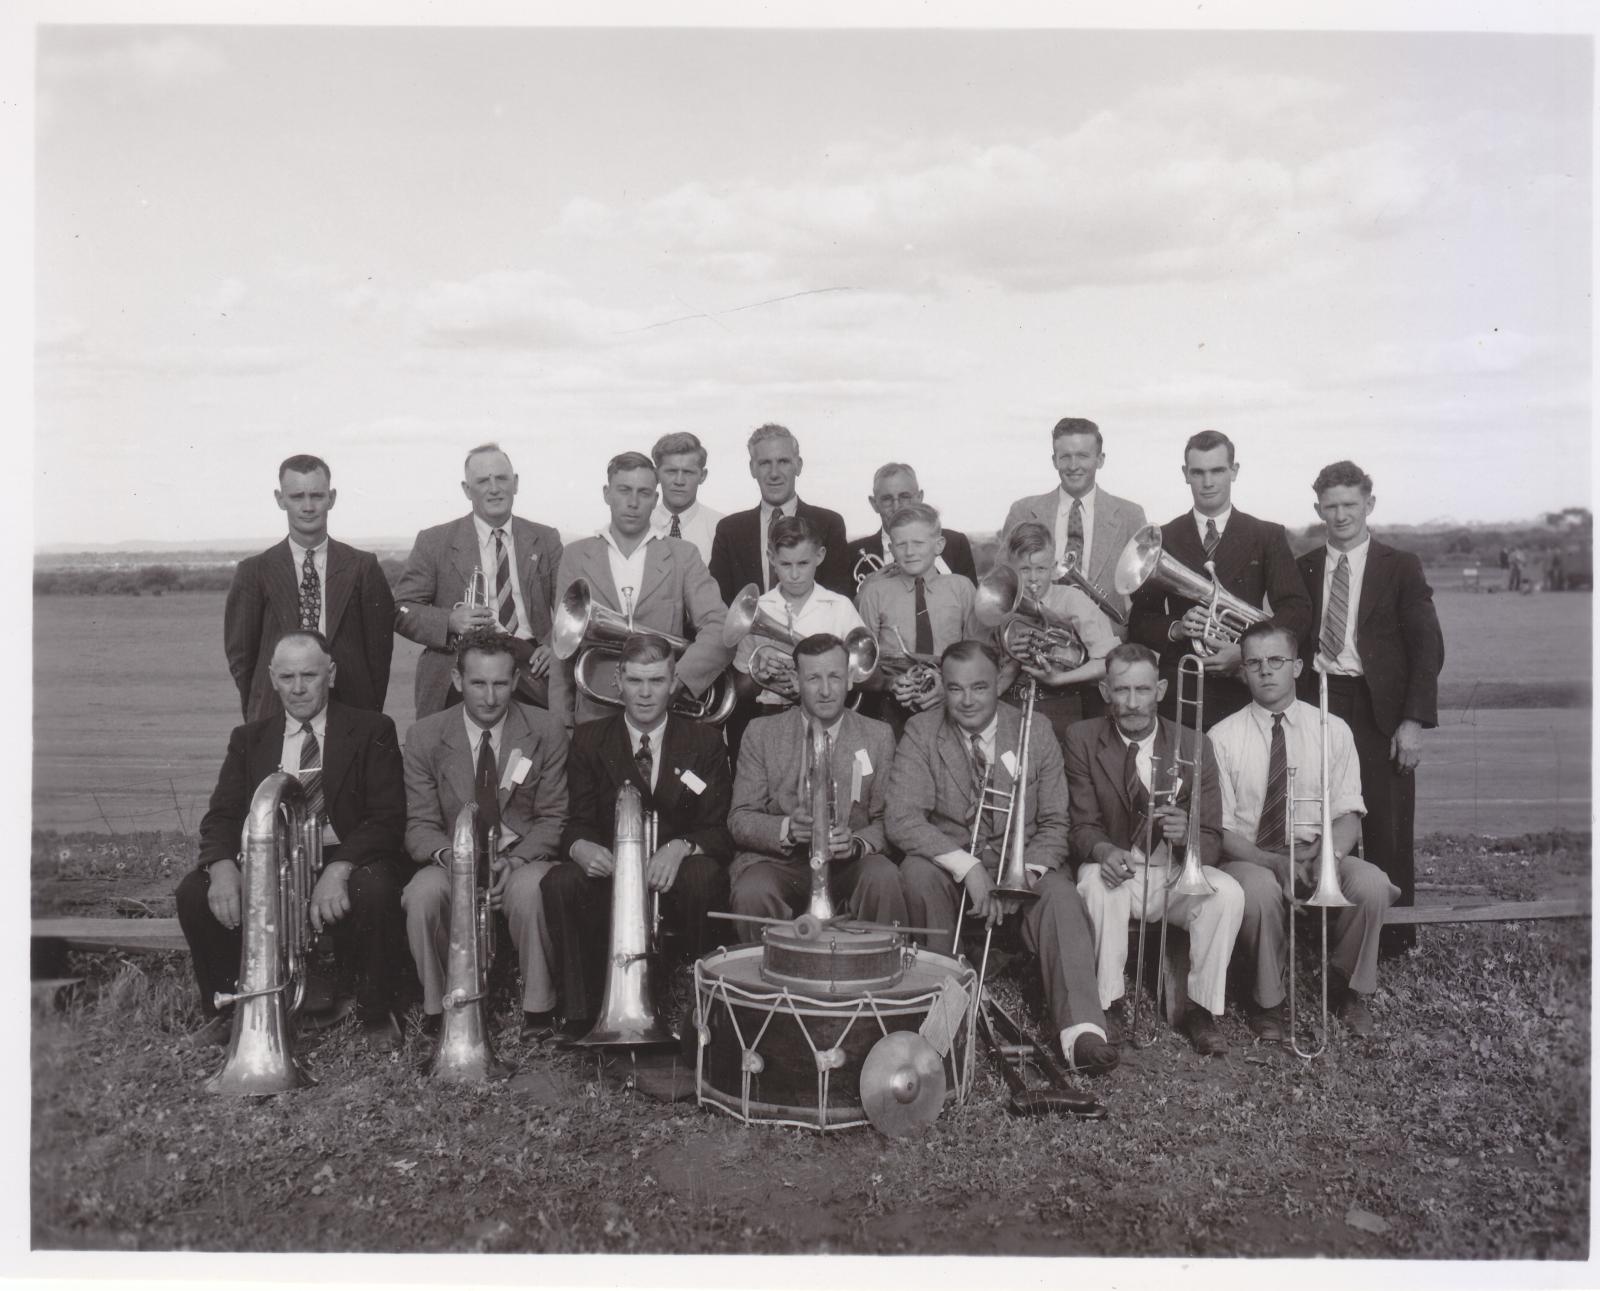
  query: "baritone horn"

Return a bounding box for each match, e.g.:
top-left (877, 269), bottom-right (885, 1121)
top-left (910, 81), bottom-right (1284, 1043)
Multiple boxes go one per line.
top-left (801, 720), bottom-right (838, 921)
top-left (574, 783), bottom-right (675, 1048)
top-left (1113, 525), bottom-right (1267, 656)
top-left (430, 803), bottom-right (511, 1083)
top-left (722, 583), bottom-right (879, 698)
top-left (552, 577), bottom-right (736, 725)
top-left (879, 625), bottom-right (942, 708)
top-left (206, 772), bottom-right (319, 1096)
top-left (974, 563), bottom-right (1088, 672)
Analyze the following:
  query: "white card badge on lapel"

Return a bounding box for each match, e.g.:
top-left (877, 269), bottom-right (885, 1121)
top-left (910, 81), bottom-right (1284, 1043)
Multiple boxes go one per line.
top-left (501, 748), bottom-right (531, 790)
top-left (851, 747), bottom-right (871, 805)
top-left (679, 768), bottom-right (706, 795)
top-left (1000, 749), bottom-right (1019, 778)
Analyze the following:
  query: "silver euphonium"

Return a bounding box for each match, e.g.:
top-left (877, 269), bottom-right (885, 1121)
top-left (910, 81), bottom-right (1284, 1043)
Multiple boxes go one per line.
top-left (722, 582), bottom-right (880, 698)
top-left (1113, 524), bottom-right (1268, 656)
top-left (430, 803), bottom-right (511, 1082)
top-left (974, 563), bottom-right (1089, 672)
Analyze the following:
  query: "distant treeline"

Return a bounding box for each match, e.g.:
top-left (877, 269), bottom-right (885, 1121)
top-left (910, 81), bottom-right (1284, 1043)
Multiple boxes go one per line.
top-left (34, 558), bottom-right (409, 597)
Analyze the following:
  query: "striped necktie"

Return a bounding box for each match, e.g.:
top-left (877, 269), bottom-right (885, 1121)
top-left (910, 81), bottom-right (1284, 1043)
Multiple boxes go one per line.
top-left (492, 528), bottom-right (518, 632)
top-left (1255, 713), bottom-right (1288, 849)
top-left (1320, 554), bottom-right (1351, 662)
top-left (1203, 518), bottom-right (1220, 558)
top-left (298, 722), bottom-right (325, 822)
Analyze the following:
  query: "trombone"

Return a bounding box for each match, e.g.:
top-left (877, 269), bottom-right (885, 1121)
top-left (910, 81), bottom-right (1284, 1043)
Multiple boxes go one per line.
top-left (1283, 666), bottom-right (1353, 1059)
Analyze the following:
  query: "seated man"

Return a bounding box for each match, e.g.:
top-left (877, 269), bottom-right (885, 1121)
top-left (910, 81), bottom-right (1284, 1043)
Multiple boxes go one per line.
top-left (1064, 643), bottom-right (1243, 1055)
top-left (886, 640), bottom-right (1118, 1075)
top-left (1210, 621), bottom-right (1397, 1041)
top-left (544, 635), bottom-right (733, 1035)
top-left (176, 629), bottom-right (408, 1051)
top-left (729, 633), bottom-right (905, 940)
top-left (401, 628), bottom-right (569, 1040)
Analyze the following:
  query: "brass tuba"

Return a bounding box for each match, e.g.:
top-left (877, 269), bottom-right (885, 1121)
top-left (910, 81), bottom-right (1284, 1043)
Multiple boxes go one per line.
top-left (1113, 525), bottom-right (1268, 656)
top-left (207, 772), bottom-right (319, 1096)
top-left (974, 563), bottom-right (1088, 672)
top-left (800, 721), bottom-right (837, 920)
top-left (722, 583), bottom-right (880, 700)
top-left (430, 804), bottom-right (511, 1082)
top-left (552, 577), bottom-right (736, 725)
top-left (573, 784), bottom-right (676, 1048)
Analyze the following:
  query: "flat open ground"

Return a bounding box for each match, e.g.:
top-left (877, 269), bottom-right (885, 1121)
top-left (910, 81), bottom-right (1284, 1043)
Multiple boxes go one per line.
top-left (30, 586), bottom-right (1593, 836)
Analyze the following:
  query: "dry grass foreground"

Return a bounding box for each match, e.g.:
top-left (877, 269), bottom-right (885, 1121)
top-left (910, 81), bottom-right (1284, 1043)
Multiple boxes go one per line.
top-left (30, 831), bottom-right (1591, 1258)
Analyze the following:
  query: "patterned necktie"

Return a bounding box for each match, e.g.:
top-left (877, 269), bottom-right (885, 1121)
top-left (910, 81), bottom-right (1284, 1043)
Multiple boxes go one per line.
top-left (1255, 713), bottom-right (1289, 848)
top-left (475, 728), bottom-right (500, 832)
top-left (297, 548), bottom-right (321, 631)
top-left (1066, 498), bottom-right (1085, 566)
top-left (298, 722), bottom-right (325, 822)
top-left (635, 731), bottom-right (654, 800)
top-left (669, 513), bottom-right (682, 539)
top-left (1124, 738), bottom-right (1149, 822)
top-left (1320, 554), bottom-right (1351, 662)
top-left (1203, 518), bottom-right (1221, 558)
top-left (913, 576), bottom-right (934, 655)
top-left (493, 528), bottom-right (518, 632)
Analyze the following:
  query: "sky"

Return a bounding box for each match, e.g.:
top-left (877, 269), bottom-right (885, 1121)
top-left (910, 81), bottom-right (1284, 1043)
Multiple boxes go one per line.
top-left (32, 19), bottom-right (1594, 549)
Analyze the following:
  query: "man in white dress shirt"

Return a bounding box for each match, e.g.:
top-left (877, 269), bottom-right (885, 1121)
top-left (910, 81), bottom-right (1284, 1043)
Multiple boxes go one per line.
top-left (649, 431), bottom-right (724, 564)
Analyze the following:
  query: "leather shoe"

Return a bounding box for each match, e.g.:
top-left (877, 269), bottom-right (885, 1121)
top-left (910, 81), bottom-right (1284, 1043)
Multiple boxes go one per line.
top-left (300, 992), bottom-right (358, 1032)
top-left (1069, 1032), bottom-right (1121, 1077)
top-left (190, 1013), bottom-right (233, 1048)
top-left (522, 1010), bottom-right (560, 1042)
top-left (1334, 990), bottom-right (1375, 1037)
top-left (359, 1010), bottom-right (403, 1054)
top-left (1181, 1005), bottom-right (1228, 1057)
top-left (1247, 1003), bottom-right (1286, 1043)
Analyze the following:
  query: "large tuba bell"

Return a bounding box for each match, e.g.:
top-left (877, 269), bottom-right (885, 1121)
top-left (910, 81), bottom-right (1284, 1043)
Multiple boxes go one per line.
top-left (974, 563), bottom-right (1089, 672)
top-left (722, 582), bottom-right (879, 700)
top-left (430, 804), bottom-right (512, 1083)
top-left (1113, 525), bottom-right (1268, 656)
top-left (206, 772), bottom-right (319, 1096)
top-left (552, 577), bottom-right (736, 725)
top-left (573, 784), bottom-right (676, 1048)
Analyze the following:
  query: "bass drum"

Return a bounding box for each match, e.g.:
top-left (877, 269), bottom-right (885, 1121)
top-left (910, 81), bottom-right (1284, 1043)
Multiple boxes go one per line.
top-left (693, 943), bottom-right (975, 1132)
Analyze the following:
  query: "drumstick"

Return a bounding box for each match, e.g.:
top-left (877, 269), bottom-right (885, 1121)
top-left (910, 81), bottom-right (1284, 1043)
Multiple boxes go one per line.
top-left (706, 911), bottom-right (949, 937)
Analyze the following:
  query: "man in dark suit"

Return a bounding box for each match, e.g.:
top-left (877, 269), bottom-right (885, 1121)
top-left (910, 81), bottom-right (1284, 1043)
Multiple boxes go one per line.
top-left (709, 423), bottom-right (851, 600)
top-left (544, 635), bottom-right (733, 1034)
top-left (1128, 429), bottom-right (1312, 728)
top-left (1298, 460), bottom-right (1444, 955)
top-left (176, 630), bottom-right (408, 1051)
top-left (394, 443), bottom-right (564, 717)
top-left (843, 461), bottom-right (977, 590)
top-left (224, 454), bottom-right (395, 722)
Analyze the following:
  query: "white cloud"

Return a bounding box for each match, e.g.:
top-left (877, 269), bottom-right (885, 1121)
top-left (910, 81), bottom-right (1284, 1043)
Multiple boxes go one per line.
top-left (407, 270), bottom-right (640, 350)
top-left (41, 32), bottom-right (228, 90)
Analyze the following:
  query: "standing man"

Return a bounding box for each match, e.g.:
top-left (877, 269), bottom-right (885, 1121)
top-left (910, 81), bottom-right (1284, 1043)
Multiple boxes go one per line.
top-left (394, 442), bottom-right (563, 718)
top-left (1298, 461), bottom-right (1443, 955)
top-left (729, 633), bottom-right (905, 940)
top-left (176, 630), bottom-right (409, 1051)
top-left (709, 423), bottom-right (851, 601)
top-left (649, 431), bottom-right (724, 564)
top-left (886, 641), bottom-right (1119, 1075)
top-left (400, 629), bottom-right (569, 1040)
top-left (548, 452), bottom-right (733, 729)
top-left (225, 454), bottom-right (395, 722)
top-left (844, 462), bottom-right (977, 588)
top-left (1128, 429), bottom-right (1311, 728)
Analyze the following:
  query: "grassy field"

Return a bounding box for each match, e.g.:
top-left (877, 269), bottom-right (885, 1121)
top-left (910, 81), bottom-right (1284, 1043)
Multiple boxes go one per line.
top-left (28, 828), bottom-right (1590, 1256)
top-left (31, 587), bottom-right (1591, 835)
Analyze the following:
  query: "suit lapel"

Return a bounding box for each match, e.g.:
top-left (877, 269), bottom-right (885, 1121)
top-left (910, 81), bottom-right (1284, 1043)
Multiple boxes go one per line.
top-left (1300, 547), bottom-right (1327, 643)
top-left (582, 539), bottom-right (623, 612)
top-left (603, 713), bottom-right (651, 800)
top-left (319, 704), bottom-right (357, 813)
top-left (938, 718), bottom-right (978, 821)
top-left (268, 540), bottom-right (300, 620)
top-left (1088, 495), bottom-right (1118, 590)
top-left (1356, 542), bottom-right (1390, 629)
top-left (635, 538), bottom-right (671, 612)
top-left (444, 711), bottom-right (478, 811)
top-left (511, 517), bottom-right (543, 602)
top-left (1097, 720), bottom-right (1132, 816)
top-left (495, 705), bottom-right (530, 807)
top-left (322, 539), bottom-right (354, 638)
top-left (652, 716), bottom-right (686, 814)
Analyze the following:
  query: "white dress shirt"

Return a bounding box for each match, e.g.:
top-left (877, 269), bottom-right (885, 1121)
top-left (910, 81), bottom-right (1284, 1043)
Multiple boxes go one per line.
top-left (734, 585), bottom-right (868, 705)
top-left (471, 514), bottom-right (535, 641)
top-left (876, 528), bottom-right (950, 577)
top-left (287, 538), bottom-right (328, 636)
top-left (625, 716), bottom-right (667, 790)
top-left (1192, 506), bottom-right (1233, 547)
top-left (598, 527), bottom-right (656, 620)
top-left (462, 709), bottom-right (508, 764)
top-left (1210, 700), bottom-right (1365, 844)
top-left (1054, 486), bottom-right (1098, 570)
top-left (758, 497), bottom-right (800, 588)
top-left (652, 499), bottom-right (723, 565)
top-left (281, 707), bottom-right (338, 844)
top-left (1318, 537), bottom-right (1371, 675)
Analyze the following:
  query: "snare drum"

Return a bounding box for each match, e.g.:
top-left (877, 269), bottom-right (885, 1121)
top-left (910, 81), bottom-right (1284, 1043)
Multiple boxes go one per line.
top-left (694, 943), bottom-right (975, 1131)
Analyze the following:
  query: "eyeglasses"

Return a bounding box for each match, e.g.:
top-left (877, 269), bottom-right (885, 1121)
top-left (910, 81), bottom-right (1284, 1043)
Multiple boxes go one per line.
top-left (1242, 656), bottom-right (1293, 675)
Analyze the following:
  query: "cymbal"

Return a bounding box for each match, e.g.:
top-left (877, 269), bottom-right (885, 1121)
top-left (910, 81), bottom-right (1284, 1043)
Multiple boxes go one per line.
top-left (860, 1032), bottom-right (946, 1138)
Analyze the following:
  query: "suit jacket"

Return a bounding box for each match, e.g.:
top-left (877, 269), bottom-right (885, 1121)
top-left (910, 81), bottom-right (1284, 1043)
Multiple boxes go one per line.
top-left (885, 703), bottom-right (1070, 871)
top-left (1063, 716), bottom-right (1223, 875)
top-left (1128, 508), bottom-right (1313, 716)
top-left (999, 486), bottom-right (1148, 625)
top-left (196, 701), bottom-right (405, 871)
top-left (842, 527), bottom-right (978, 587)
top-left (402, 701), bottom-right (569, 865)
top-left (1296, 540), bottom-right (1444, 735)
top-left (729, 706), bottom-right (898, 879)
top-left (709, 498), bottom-right (852, 602)
top-left (393, 514), bottom-right (564, 718)
top-left (560, 713), bottom-right (733, 863)
top-left (547, 535), bottom-right (733, 727)
top-left (224, 538), bottom-right (395, 722)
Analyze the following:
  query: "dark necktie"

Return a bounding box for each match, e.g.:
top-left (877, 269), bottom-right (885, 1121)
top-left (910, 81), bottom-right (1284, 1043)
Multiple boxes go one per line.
top-left (476, 728), bottom-right (500, 833)
top-left (968, 731), bottom-right (990, 850)
top-left (635, 731), bottom-right (655, 800)
top-left (913, 576), bottom-right (934, 655)
top-left (493, 528), bottom-right (518, 632)
top-left (669, 513), bottom-right (682, 539)
top-left (1124, 738), bottom-right (1149, 823)
top-left (1320, 554), bottom-right (1351, 662)
top-left (1255, 713), bottom-right (1288, 849)
top-left (297, 549), bottom-right (320, 632)
top-left (1203, 518), bottom-right (1220, 559)
top-left (298, 722), bottom-right (324, 822)
top-left (1066, 498), bottom-right (1085, 566)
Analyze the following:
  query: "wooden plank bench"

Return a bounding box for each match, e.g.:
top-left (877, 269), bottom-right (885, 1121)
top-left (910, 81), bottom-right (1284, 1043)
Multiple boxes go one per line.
top-left (1384, 899), bottom-right (1589, 926)
top-left (31, 917), bottom-right (186, 972)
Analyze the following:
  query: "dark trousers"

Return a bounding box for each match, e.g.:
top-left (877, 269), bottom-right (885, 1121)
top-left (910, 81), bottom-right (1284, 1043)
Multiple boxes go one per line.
top-left (1324, 674), bottom-right (1417, 953)
top-left (540, 854), bottom-right (728, 1022)
top-left (175, 858), bottom-right (408, 1018)
top-left (729, 852), bottom-right (908, 941)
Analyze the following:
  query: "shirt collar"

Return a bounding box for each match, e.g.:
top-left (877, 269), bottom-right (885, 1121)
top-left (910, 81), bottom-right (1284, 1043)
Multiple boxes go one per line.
top-left (954, 713), bottom-right (999, 749)
top-left (802, 710), bottom-right (848, 740)
top-left (599, 526), bottom-right (656, 557)
top-left (289, 536), bottom-right (329, 559)
top-left (1194, 505), bottom-right (1233, 534)
top-left (1114, 721), bottom-right (1159, 753)
top-left (760, 496), bottom-right (799, 520)
top-left (285, 706), bottom-right (328, 740)
top-left (472, 513), bottom-right (514, 545)
top-left (1248, 699), bottom-right (1299, 730)
top-left (654, 500), bottom-right (700, 527)
top-left (1058, 484), bottom-right (1097, 510)
top-left (626, 716), bottom-right (668, 749)
top-left (1327, 534), bottom-right (1371, 561)
top-left (463, 709), bottom-right (508, 749)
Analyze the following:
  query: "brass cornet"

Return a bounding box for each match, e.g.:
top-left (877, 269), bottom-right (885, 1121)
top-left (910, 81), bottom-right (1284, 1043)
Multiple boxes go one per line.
top-left (974, 563), bottom-right (1088, 673)
top-left (852, 548), bottom-right (896, 590)
top-left (1113, 524), bottom-right (1267, 656)
top-left (878, 625), bottom-right (942, 708)
top-left (431, 804), bottom-right (511, 1082)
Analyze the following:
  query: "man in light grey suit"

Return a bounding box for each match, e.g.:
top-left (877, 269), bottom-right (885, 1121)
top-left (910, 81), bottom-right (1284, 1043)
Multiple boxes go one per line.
top-left (548, 451), bottom-right (734, 729)
top-left (401, 629), bottom-right (570, 1039)
top-left (395, 443), bottom-right (564, 718)
top-left (729, 633), bottom-right (906, 940)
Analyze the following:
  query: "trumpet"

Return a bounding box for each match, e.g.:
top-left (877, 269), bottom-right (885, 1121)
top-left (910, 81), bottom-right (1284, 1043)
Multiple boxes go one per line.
top-left (1053, 551), bottom-right (1128, 626)
top-left (207, 772), bottom-right (319, 1096)
top-left (878, 625), bottom-right (942, 708)
top-left (1113, 525), bottom-right (1268, 656)
top-left (974, 563), bottom-right (1088, 673)
top-left (552, 577), bottom-right (737, 725)
top-left (431, 804), bottom-right (511, 1082)
top-left (801, 721), bottom-right (837, 921)
top-left (851, 549), bottom-right (897, 590)
top-left (722, 583), bottom-right (880, 699)
top-left (459, 566), bottom-right (492, 611)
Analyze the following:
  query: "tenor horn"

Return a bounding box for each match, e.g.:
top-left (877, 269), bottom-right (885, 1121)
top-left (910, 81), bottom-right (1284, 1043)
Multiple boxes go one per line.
top-left (206, 772), bottom-right (319, 1096)
top-left (801, 721), bottom-right (837, 921)
top-left (723, 583), bottom-right (880, 694)
top-left (974, 563), bottom-right (1088, 672)
top-left (574, 784), bottom-right (676, 1048)
top-left (1112, 525), bottom-right (1268, 656)
top-left (430, 804), bottom-right (511, 1083)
